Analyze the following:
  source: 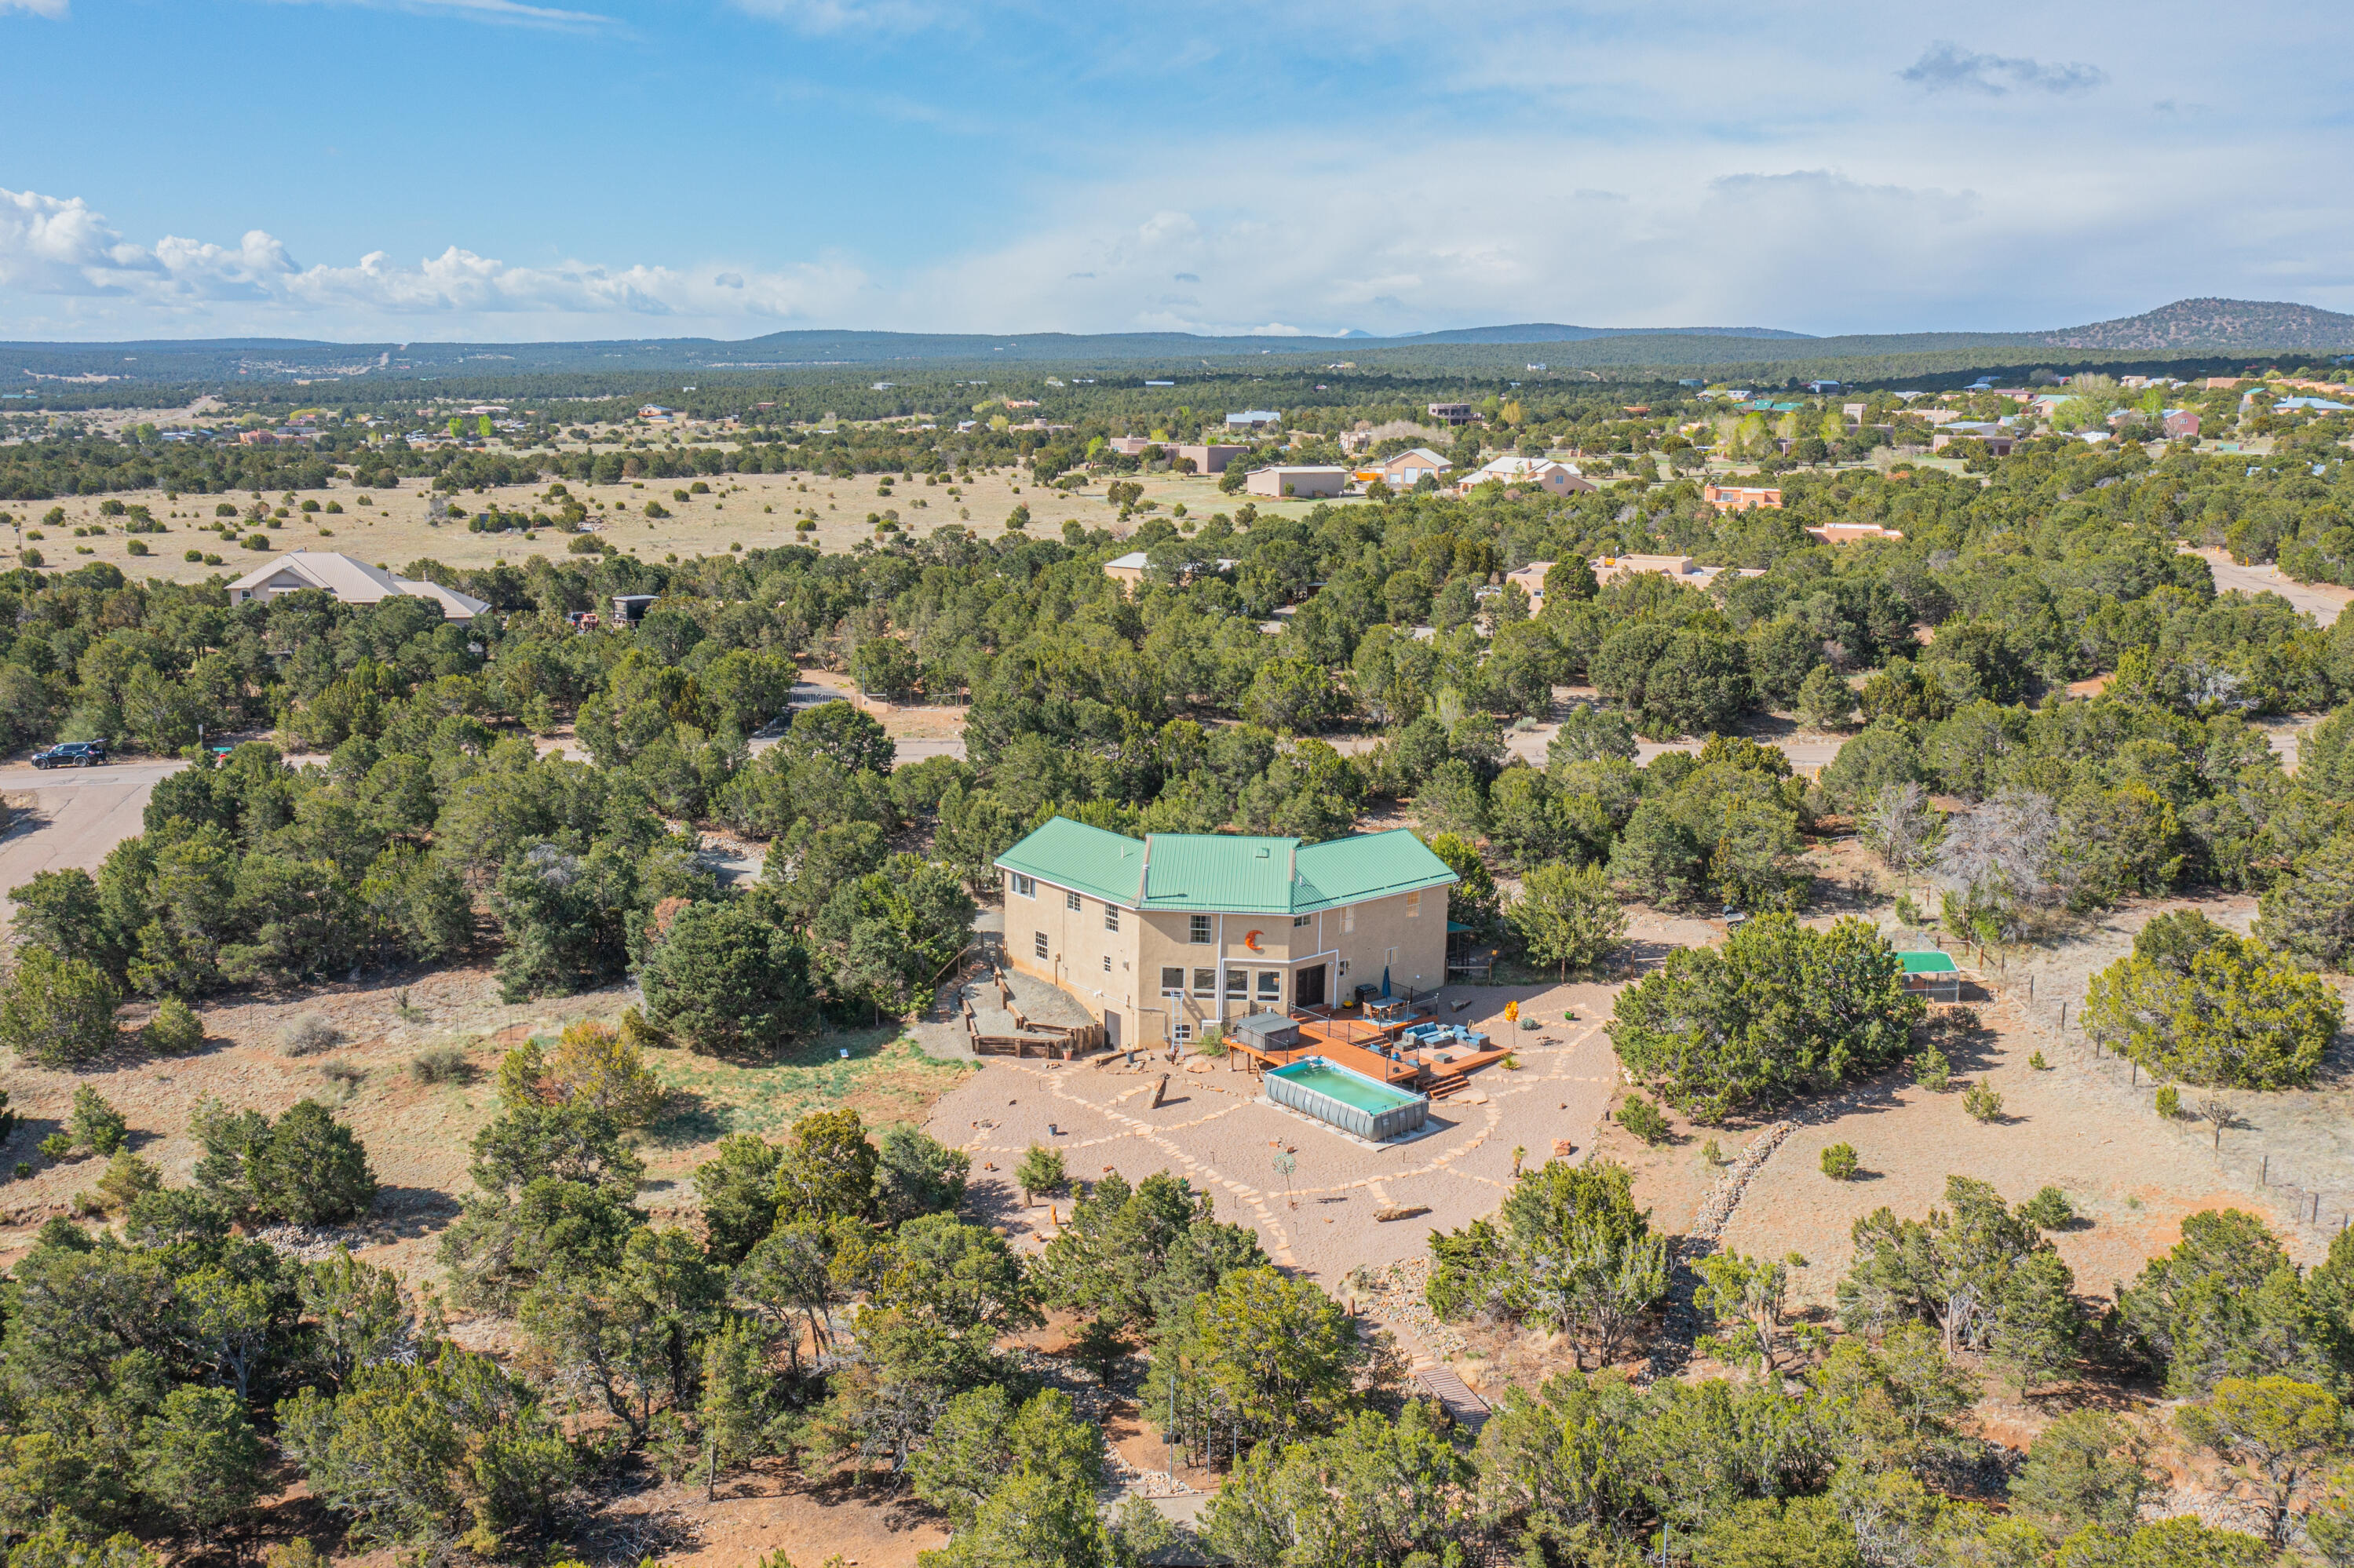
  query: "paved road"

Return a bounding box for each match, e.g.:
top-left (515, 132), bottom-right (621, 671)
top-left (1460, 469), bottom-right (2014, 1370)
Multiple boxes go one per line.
top-left (0, 758), bottom-right (184, 921)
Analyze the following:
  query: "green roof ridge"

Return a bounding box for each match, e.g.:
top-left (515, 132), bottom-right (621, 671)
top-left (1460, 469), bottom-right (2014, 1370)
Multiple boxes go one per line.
top-left (996, 817), bottom-right (1457, 915)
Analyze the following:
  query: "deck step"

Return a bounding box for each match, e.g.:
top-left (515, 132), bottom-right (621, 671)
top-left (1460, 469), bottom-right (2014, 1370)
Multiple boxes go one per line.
top-left (1424, 1074), bottom-right (1468, 1099)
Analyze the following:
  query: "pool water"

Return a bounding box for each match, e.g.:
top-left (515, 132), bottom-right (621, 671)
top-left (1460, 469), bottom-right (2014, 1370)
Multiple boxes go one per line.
top-left (1270, 1059), bottom-right (1422, 1113)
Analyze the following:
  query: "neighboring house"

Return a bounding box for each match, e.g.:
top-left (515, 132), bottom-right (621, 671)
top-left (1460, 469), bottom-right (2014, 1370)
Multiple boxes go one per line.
top-left (1105, 436), bottom-right (1156, 456)
top-left (1458, 457), bottom-right (1593, 497)
top-left (1173, 443), bottom-right (1244, 473)
top-left (1503, 560), bottom-right (1553, 615)
top-left (1704, 483), bottom-right (1783, 512)
top-left (1364, 447), bottom-right (1451, 487)
top-left (637, 404), bottom-right (673, 419)
top-left (1244, 465), bottom-right (1349, 499)
top-left (1804, 379), bottom-right (1842, 393)
top-left (1806, 523), bottom-right (1904, 545)
top-left (1585, 553), bottom-right (1765, 591)
top-left (995, 816), bottom-right (1458, 1049)
top-left (2162, 409), bottom-right (2201, 439)
top-left (2274, 396), bottom-right (2352, 413)
top-left (1929, 424), bottom-right (2016, 456)
top-left (1427, 402), bottom-right (1475, 425)
top-left (226, 552), bottom-right (491, 622)
top-left (1103, 551), bottom-right (1235, 589)
top-left (1225, 410), bottom-right (1282, 430)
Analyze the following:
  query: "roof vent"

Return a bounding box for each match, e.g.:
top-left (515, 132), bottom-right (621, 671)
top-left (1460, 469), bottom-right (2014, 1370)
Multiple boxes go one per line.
top-left (1256, 847), bottom-right (1270, 859)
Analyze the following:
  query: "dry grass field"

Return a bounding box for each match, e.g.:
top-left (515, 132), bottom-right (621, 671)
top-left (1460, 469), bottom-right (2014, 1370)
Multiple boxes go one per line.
top-left (5, 434), bottom-right (1359, 588)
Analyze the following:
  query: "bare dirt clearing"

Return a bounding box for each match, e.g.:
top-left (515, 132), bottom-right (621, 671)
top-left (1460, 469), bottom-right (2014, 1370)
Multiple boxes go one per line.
top-left (0, 965), bottom-right (973, 1286)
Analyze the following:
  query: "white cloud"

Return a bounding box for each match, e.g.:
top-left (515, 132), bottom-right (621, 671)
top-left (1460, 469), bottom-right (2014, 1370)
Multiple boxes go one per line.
top-left (264, 0), bottom-right (617, 28)
top-left (0, 187), bottom-right (870, 334)
top-left (1900, 40), bottom-right (2107, 96)
top-left (0, 0), bottom-right (69, 16)
top-left (727, 0), bottom-right (942, 34)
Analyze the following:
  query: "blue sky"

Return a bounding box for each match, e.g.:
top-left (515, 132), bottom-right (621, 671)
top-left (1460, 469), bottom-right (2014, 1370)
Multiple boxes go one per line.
top-left (3, 0), bottom-right (2352, 342)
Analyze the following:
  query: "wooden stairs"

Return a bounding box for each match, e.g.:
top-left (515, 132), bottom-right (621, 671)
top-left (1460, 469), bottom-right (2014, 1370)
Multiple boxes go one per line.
top-left (1410, 1364), bottom-right (1491, 1432)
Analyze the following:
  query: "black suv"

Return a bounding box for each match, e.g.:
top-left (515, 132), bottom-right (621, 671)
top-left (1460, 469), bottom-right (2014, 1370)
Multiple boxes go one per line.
top-left (30, 742), bottom-right (106, 769)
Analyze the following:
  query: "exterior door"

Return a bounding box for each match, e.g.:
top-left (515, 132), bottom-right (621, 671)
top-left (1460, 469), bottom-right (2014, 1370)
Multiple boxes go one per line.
top-left (1295, 963), bottom-right (1327, 1008)
top-left (1105, 1010), bottom-right (1121, 1048)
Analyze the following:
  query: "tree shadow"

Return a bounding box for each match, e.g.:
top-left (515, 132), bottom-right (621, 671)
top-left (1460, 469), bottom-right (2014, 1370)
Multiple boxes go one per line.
top-left (641, 1091), bottom-right (731, 1147)
top-left (363, 1185), bottom-right (464, 1240)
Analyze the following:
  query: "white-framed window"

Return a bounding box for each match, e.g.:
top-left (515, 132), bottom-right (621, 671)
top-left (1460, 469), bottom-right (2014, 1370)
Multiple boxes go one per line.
top-left (1066, 889), bottom-right (1082, 912)
top-left (1103, 954), bottom-right (1111, 972)
top-left (1192, 968), bottom-right (1217, 997)
top-left (1173, 1021), bottom-right (1192, 1043)
top-left (1188, 915), bottom-right (1212, 944)
top-left (1105, 907), bottom-right (1120, 932)
top-left (1224, 968), bottom-right (1247, 998)
top-left (1035, 931), bottom-right (1049, 960)
top-left (1344, 906), bottom-right (1356, 934)
top-left (1257, 970), bottom-right (1282, 1001)
top-left (1293, 914), bottom-right (1311, 928)
top-left (1160, 966), bottom-right (1185, 996)
top-left (1339, 958), bottom-right (1351, 977)
top-left (1010, 873), bottom-right (1036, 899)
top-left (1407, 889), bottom-right (1422, 918)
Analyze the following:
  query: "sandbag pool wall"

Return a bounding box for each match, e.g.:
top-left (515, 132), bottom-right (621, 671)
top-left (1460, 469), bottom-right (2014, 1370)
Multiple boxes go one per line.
top-left (1265, 1059), bottom-right (1430, 1141)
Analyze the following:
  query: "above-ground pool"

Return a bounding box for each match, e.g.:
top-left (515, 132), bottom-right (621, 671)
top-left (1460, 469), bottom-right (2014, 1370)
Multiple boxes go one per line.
top-left (1266, 1056), bottom-right (1431, 1142)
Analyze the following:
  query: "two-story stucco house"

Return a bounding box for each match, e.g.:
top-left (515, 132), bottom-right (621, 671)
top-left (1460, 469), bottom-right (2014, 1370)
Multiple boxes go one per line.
top-left (994, 818), bottom-right (1458, 1051)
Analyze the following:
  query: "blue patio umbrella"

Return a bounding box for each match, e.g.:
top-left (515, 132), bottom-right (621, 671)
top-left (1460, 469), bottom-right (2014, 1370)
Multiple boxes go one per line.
top-left (1381, 965), bottom-right (1391, 997)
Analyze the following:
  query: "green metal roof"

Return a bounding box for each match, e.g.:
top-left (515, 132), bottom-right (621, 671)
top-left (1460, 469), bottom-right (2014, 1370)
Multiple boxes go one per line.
top-left (994, 817), bottom-right (1147, 906)
top-left (1897, 950), bottom-right (1960, 975)
top-left (995, 818), bottom-right (1458, 916)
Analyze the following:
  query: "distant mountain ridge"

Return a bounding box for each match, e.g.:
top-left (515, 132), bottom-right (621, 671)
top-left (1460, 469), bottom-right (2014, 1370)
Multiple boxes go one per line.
top-left (2038, 297), bottom-right (2354, 352)
top-left (1395, 322), bottom-right (1815, 344)
top-left (5, 298), bottom-right (2349, 384)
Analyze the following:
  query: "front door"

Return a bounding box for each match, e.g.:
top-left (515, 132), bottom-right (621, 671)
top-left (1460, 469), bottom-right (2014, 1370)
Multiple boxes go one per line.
top-left (1294, 962), bottom-right (1327, 1008)
top-left (1105, 1010), bottom-right (1122, 1048)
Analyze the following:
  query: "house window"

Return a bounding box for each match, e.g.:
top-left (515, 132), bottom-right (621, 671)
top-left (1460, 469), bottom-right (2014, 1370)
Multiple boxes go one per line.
top-left (1294, 914), bottom-right (1311, 928)
top-left (1344, 906), bottom-right (1356, 934)
top-left (1103, 955), bottom-right (1112, 972)
top-left (1224, 968), bottom-right (1247, 998)
top-left (1035, 931), bottom-right (1049, 960)
top-left (1192, 968), bottom-right (1217, 997)
top-left (1173, 1022), bottom-right (1192, 1043)
top-left (1257, 970), bottom-right (1282, 1001)
top-left (1066, 890), bottom-right (1082, 912)
top-left (1189, 915), bottom-right (1212, 944)
top-left (1161, 967), bottom-right (1186, 996)
top-left (1338, 959), bottom-right (1351, 977)
top-left (1407, 890), bottom-right (1421, 918)
top-left (1105, 907), bottom-right (1120, 932)
top-left (1010, 873), bottom-right (1036, 899)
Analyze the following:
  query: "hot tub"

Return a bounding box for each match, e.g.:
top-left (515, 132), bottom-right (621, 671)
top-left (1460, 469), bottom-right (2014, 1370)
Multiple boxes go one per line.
top-left (1266, 1056), bottom-right (1430, 1142)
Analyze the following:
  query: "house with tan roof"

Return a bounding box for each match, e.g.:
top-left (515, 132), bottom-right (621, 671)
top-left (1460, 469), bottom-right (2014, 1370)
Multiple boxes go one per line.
top-left (227, 552), bottom-right (491, 622)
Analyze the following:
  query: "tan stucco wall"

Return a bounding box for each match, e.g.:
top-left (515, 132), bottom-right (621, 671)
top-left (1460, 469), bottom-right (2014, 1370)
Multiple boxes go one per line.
top-left (1002, 877), bottom-right (1450, 1047)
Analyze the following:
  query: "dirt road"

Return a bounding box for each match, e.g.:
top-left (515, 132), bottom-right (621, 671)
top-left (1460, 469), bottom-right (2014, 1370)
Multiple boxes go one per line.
top-left (2191, 546), bottom-right (2352, 627)
top-left (0, 758), bottom-right (184, 922)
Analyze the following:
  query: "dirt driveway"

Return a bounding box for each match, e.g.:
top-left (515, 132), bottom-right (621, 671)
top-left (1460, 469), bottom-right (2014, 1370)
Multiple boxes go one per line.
top-left (0, 757), bottom-right (184, 924)
top-left (2190, 545), bottom-right (2352, 626)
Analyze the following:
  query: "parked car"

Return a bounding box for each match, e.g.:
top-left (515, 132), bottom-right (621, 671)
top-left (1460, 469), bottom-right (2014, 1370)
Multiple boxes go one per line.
top-left (30, 742), bottom-right (106, 769)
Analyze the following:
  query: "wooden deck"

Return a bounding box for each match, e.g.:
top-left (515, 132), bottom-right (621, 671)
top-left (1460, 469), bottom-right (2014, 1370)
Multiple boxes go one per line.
top-left (1223, 1005), bottom-right (1515, 1094)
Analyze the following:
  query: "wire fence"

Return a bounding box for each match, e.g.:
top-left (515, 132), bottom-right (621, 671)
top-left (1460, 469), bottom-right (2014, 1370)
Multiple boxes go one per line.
top-left (2025, 979), bottom-right (2354, 1240)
